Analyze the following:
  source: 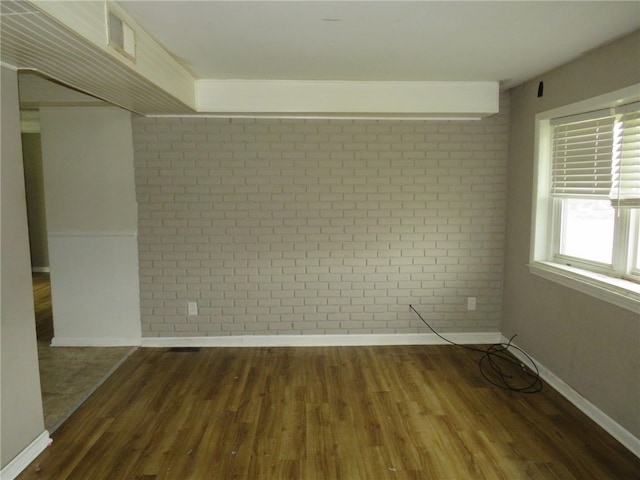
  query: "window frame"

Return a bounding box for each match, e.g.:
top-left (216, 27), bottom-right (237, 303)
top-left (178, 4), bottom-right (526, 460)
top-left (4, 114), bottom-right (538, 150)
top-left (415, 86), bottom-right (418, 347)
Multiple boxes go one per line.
top-left (530, 85), bottom-right (640, 314)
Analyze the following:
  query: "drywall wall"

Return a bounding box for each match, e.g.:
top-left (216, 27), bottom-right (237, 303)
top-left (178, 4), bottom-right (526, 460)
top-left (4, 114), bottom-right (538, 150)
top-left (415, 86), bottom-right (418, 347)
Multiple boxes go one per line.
top-left (39, 108), bottom-right (137, 233)
top-left (132, 95), bottom-right (509, 337)
top-left (39, 107), bottom-right (141, 345)
top-left (0, 66), bottom-right (46, 468)
top-left (21, 132), bottom-right (49, 270)
top-left (503, 30), bottom-right (640, 439)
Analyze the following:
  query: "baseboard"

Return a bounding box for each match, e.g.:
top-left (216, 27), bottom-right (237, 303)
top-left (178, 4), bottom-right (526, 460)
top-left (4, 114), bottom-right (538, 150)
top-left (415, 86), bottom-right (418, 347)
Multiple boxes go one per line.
top-left (0, 431), bottom-right (51, 480)
top-left (501, 336), bottom-right (640, 459)
top-left (50, 332), bottom-right (503, 348)
top-left (51, 337), bottom-right (141, 347)
top-left (31, 267), bottom-right (50, 273)
top-left (141, 332), bottom-right (502, 348)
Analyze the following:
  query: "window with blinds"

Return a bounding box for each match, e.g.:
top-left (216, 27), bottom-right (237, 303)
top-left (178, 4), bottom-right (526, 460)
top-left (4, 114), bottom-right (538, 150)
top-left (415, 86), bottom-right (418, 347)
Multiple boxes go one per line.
top-left (530, 86), bottom-right (640, 311)
top-left (548, 101), bottom-right (639, 280)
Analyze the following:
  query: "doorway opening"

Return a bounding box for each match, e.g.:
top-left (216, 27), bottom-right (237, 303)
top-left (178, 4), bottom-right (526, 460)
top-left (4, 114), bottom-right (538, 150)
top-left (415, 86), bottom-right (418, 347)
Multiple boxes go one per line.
top-left (19, 74), bottom-right (137, 432)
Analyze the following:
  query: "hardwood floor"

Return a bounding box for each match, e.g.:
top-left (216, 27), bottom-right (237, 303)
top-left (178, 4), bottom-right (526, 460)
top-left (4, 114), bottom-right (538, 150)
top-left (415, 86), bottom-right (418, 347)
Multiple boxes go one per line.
top-left (32, 272), bottom-right (54, 343)
top-left (17, 345), bottom-right (640, 479)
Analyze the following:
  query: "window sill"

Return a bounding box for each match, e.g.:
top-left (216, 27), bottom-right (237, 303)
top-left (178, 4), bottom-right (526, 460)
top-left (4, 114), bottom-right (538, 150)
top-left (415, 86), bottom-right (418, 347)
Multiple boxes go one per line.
top-left (528, 262), bottom-right (640, 314)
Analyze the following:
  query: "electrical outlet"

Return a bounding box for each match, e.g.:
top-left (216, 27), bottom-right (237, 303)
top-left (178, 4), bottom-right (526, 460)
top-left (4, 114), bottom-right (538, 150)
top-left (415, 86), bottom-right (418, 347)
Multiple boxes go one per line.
top-left (188, 301), bottom-right (198, 316)
top-left (467, 297), bottom-right (477, 311)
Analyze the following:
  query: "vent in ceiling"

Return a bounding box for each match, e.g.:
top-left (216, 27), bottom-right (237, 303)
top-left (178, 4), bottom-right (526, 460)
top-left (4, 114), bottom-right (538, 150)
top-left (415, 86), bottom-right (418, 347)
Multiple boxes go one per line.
top-left (107, 9), bottom-right (135, 61)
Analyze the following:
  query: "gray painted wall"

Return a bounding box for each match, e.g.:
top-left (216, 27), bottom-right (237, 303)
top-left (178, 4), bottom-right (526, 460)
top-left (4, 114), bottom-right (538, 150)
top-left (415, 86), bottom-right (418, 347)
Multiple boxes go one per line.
top-left (0, 66), bottom-right (46, 468)
top-left (503, 30), bottom-right (640, 439)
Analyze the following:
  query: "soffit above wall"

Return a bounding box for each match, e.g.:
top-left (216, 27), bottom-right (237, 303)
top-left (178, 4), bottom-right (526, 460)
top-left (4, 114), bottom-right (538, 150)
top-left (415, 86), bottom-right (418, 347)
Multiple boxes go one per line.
top-left (193, 80), bottom-right (499, 120)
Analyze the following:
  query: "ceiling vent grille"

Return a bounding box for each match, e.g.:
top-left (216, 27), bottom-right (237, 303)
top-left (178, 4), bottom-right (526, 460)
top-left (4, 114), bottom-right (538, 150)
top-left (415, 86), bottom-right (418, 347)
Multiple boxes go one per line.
top-left (107, 9), bottom-right (135, 61)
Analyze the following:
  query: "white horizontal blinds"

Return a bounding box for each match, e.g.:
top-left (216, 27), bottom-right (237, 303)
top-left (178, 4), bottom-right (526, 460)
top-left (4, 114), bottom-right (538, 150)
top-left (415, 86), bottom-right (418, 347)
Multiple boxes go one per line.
top-left (610, 103), bottom-right (640, 208)
top-left (551, 110), bottom-right (616, 198)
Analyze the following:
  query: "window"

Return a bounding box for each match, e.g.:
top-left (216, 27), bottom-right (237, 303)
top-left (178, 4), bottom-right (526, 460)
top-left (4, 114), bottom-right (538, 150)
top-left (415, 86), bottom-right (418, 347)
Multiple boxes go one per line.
top-left (530, 86), bottom-right (640, 313)
top-left (550, 105), bottom-right (640, 277)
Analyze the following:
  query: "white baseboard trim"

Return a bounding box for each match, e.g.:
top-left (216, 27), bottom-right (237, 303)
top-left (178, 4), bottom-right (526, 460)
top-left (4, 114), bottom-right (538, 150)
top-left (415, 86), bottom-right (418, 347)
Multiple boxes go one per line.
top-left (51, 337), bottom-right (141, 347)
top-left (31, 267), bottom-right (50, 273)
top-left (0, 431), bottom-right (51, 480)
top-left (501, 336), bottom-right (640, 459)
top-left (141, 332), bottom-right (502, 348)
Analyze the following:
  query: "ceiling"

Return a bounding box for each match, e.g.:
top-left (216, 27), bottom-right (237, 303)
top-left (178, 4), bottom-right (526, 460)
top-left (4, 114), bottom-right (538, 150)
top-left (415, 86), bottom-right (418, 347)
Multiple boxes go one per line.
top-left (118, 0), bottom-right (640, 89)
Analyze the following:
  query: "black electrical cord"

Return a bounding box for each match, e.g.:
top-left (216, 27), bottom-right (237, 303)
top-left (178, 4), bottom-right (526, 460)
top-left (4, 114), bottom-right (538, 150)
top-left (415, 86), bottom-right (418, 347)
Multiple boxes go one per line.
top-left (409, 305), bottom-right (542, 393)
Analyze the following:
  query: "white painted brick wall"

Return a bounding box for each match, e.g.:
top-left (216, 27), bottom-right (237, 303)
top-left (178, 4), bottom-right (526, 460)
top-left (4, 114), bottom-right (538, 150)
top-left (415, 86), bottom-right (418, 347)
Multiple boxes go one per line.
top-left (133, 95), bottom-right (509, 337)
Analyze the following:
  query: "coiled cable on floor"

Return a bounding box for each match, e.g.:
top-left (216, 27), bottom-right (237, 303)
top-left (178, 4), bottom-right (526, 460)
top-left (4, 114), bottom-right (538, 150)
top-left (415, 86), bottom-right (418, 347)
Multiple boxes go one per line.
top-left (409, 305), bottom-right (542, 393)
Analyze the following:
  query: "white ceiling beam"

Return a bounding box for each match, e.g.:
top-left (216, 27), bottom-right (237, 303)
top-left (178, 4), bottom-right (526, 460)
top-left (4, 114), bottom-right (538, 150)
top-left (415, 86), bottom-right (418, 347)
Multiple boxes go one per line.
top-left (195, 80), bottom-right (499, 120)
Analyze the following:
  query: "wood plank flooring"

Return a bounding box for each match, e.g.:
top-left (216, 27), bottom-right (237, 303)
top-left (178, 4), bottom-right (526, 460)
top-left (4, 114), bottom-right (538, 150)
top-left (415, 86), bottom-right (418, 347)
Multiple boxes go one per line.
top-left (32, 272), bottom-right (53, 343)
top-left (17, 345), bottom-right (640, 479)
